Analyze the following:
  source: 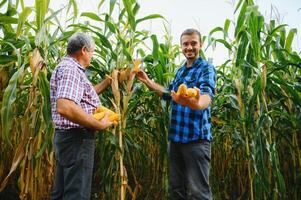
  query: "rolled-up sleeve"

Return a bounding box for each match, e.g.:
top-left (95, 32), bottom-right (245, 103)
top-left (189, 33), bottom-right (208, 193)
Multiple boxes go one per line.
top-left (162, 83), bottom-right (172, 101)
top-left (56, 67), bottom-right (84, 105)
top-left (198, 64), bottom-right (216, 100)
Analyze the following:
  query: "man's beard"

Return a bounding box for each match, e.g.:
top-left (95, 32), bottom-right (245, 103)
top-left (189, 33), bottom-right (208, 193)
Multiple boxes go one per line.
top-left (185, 50), bottom-right (197, 59)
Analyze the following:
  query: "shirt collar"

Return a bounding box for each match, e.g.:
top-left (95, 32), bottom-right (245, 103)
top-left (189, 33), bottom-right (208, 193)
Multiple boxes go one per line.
top-left (183, 57), bottom-right (203, 70)
top-left (64, 56), bottom-right (86, 72)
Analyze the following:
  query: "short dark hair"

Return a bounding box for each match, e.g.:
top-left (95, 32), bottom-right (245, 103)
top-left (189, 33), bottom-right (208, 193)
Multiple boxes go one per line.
top-left (67, 32), bottom-right (95, 55)
top-left (180, 28), bottom-right (202, 44)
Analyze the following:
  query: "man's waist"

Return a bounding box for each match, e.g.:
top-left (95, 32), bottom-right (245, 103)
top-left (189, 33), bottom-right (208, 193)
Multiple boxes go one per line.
top-left (170, 138), bottom-right (210, 144)
top-left (55, 128), bottom-right (96, 139)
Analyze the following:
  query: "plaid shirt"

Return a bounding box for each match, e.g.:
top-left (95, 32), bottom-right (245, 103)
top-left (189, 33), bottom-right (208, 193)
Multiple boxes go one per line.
top-left (162, 57), bottom-right (216, 143)
top-left (50, 56), bottom-right (100, 129)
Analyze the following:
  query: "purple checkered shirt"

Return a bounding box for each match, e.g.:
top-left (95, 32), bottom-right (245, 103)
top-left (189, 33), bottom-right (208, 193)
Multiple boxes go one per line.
top-left (50, 56), bottom-right (100, 129)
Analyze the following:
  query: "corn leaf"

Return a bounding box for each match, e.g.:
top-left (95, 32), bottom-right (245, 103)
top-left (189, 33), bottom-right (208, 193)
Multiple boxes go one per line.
top-left (285, 28), bottom-right (297, 52)
top-left (136, 14), bottom-right (164, 24)
top-left (1, 65), bottom-right (25, 146)
top-left (16, 7), bottom-right (32, 38)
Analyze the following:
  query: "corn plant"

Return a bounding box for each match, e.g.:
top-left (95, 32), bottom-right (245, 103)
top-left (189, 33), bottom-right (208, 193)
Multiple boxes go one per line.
top-left (0, 0), bottom-right (75, 199)
top-left (1, 0), bottom-right (300, 200)
top-left (208, 0), bottom-right (301, 199)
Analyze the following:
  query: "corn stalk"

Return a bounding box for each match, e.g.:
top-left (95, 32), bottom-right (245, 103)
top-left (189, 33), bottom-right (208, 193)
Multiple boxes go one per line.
top-left (209, 0), bottom-right (301, 199)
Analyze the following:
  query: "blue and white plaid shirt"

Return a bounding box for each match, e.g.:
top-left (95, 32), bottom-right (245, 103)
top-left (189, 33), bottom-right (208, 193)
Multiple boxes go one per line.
top-left (163, 57), bottom-right (216, 143)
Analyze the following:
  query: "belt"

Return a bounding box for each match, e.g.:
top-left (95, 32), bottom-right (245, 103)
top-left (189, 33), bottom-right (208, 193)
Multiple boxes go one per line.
top-left (171, 139), bottom-right (210, 144)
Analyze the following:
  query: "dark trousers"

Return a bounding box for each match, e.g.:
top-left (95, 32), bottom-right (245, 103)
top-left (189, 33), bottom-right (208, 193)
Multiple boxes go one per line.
top-left (169, 141), bottom-right (212, 200)
top-left (50, 128), bottom-right (96, 200)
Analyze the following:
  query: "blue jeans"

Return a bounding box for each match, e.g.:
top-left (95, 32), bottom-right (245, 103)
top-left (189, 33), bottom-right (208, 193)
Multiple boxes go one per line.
top-left (169, 141), bottom-right (212, 200)
top-left (50, 128), bottom-right (96, 200)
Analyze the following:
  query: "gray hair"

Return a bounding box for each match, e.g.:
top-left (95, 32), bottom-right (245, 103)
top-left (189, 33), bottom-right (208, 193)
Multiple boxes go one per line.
top-left (67, 32), bottom-right (95, 55)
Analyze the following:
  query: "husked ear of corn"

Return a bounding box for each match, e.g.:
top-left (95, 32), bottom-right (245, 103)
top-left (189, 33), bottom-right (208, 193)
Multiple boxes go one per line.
top-left (93, 106), bottom-right (121, 124)
top-left (93, 112), bottom-right (105, 120)
top-left (186, 88), bottom-right (198, 97)
top-left (95, 106), bottom-right (115, 115)
top-left (177, 84), bottom-right (187, 95)
top-left (109, 113), bottom-right (121, 122)
top-left (133, 59), bottom-right (141, 73)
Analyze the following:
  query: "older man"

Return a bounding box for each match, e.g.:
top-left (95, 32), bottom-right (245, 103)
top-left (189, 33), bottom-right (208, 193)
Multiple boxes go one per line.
top-left (50, 32), bottom-right (113, 200)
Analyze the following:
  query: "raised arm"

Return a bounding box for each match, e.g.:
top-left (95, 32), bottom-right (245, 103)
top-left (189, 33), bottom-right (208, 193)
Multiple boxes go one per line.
top-left (136, 70), bottom-right (166, 96)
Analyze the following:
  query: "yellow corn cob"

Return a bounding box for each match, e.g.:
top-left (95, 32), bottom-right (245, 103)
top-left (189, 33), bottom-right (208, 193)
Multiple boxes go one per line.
top-left (177, 84), bottom-right (187, 95)
top-left (95, 106), bottom-right (115, 115)
top-left (186, 88), bottom-right (198, 97)
top-left (133, 59), bottom-right (141, 73)
top-left (93, 112), bottom-right (105, 120)
top-left (109, 113), bottom-right (121, 122)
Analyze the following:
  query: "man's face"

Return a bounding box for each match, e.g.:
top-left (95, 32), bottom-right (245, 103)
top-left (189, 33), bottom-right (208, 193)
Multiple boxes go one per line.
top-left (181, 33), bottom-right (202, 61)
top-left (83, 46), bottom-right (95, 67)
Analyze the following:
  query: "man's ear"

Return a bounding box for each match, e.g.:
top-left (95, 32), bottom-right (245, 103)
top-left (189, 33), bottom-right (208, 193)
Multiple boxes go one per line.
top-left (80, 46), bottom-right (86, 55)
top-left (199, 41), bottom-right (203, 48)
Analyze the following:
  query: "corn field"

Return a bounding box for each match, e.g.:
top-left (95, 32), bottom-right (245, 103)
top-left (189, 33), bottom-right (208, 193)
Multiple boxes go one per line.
top-left (0, 0), bottom-right (300, 199)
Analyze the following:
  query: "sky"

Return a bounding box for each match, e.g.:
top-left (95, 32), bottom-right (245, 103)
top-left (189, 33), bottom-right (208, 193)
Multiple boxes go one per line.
top-left (6, 0), bottom-right (301, 65)
top-left (136, 0), bottom-right (301, 64)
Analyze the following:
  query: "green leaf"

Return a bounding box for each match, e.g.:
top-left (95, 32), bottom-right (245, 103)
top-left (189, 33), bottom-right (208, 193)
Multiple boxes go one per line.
top-left (67, 0), bottom-right (78, 19)
top-left (122, 0), bottom-right (136, 30)
top-left (235, 1), bottom-right (247, 37)
top-left (1, 64), bottom-right (25, 146)
top-left (216, 39), bottom-right (232, 51)
top-left (109, 0), bottom-right (117, 15)
top-left (16, 7), bottom-right (32, 38)
top-left (0, 55), bottom-right (17, 64)
top-left (285, 28), bottom-right (297, 52)
top-left (2, 41), bottom-right (22, 66)
top-left (224, 19), bottom-right (231, 34)
top-left (44, 7), bottom-right (64, 23)
top-left (81, 12), bottom-right (103, 22)
top-left (35, 0), bottom-right (50, 30)
top-left (105, 20), bottom-right (116, 34)
top-left (133, 3), bottom-right (140, 16)
top-left (0, 0), bottom-right (8, 8)
top-left (136, 14), bottom-right (164, 24)
top-left (151, 34), bottom-right (159, 60)
top-left (209, 27), bottom-right (224, 36)
top-left (0, 14), bottom-right (18, 24)
top-left (36, 71), bottom-right (53, 158)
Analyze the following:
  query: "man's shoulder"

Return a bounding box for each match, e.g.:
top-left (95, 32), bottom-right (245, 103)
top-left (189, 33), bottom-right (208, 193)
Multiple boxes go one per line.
top-left (55, 58), bottom-right (80, 73)
top-left (197, 58), bottom-right (214, 68)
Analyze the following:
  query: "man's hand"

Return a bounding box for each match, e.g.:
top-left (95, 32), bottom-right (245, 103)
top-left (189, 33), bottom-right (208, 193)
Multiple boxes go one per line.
top-left (57, 99), bottom-right (113, 130)
top-left (171, 88), bottom-right (211, 110)
top-left (136, 70), bottom-right (150, 84)
top-left (97, 112), bottom-right (114, 130)
top-left (94, 75), bottom-right (112, 94)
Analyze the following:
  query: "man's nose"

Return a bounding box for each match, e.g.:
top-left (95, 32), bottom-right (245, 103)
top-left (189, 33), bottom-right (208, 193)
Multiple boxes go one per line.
top-left (187, 44), bottom-right (193, 50)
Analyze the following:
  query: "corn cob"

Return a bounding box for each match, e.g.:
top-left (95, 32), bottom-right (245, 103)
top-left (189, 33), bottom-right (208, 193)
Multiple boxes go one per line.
top-left (109, 113), bottom-right (121, 122)
top-left (177, 84), bottom-right (187, 95)
top-left (186, 88), bottom-right (198, 97)
top-left (93, 112), bottom-right (105, 120)
top-left (95, 106), bottom-right (115, 115)
top-left (93, 106), bottom-right (121, 124)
